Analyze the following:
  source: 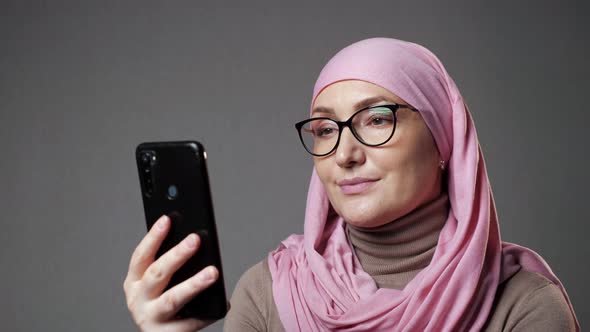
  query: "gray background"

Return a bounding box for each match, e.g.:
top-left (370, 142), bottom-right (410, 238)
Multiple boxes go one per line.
top-left (1, 1), bottom-right (588, 331)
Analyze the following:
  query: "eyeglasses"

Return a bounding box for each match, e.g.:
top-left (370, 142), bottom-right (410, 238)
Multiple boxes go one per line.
top-left (295, 103), bottom-right (419, 156)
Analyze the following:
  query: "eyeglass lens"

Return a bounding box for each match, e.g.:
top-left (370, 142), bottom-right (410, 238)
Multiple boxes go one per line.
top-left (300, 106), bottom-right (395, 155)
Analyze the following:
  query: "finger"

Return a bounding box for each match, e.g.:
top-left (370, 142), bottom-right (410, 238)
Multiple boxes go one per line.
top-left (142, 233), bottom-right (201, 297)
top-left (126, 215), bottom-right (170, 282)
top-left (153, 265), bottom-right (219, 321)
top-left (162, 318), bottom-right (215, 332)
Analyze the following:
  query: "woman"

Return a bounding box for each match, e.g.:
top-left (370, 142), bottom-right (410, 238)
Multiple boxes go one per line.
top-left (124, 38), bottom-right (579, 331)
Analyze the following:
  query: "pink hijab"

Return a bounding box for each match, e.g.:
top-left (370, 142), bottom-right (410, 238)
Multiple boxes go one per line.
top-left (268, 38), bottom-right (579, 331)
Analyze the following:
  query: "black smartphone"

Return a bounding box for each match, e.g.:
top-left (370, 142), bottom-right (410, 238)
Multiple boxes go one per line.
top-left (135, 140), bottom-right (227, 320)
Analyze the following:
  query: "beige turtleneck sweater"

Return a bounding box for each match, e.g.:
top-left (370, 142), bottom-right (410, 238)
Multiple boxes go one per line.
top-left (223, 194), bottom-right (576, 331)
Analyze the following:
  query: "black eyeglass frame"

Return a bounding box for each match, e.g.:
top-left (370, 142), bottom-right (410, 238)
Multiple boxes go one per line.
top-left (295, 103), bottom-right (419, 157)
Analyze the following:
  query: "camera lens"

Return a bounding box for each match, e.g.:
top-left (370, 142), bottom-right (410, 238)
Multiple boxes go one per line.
top-left (167, 185), bottom-right (178, 200)
top-left (141, 154), bottom-right (149, 163)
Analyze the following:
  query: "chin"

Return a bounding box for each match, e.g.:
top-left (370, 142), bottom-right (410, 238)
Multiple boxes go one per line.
top-left (336, 203), bottom-right (390, 228)
top-left (332, 192), bottom-right (411, 228)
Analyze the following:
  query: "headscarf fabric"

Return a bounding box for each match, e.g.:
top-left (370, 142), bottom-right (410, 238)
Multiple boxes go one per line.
top-left (268, 37), bottom-right (579, 331)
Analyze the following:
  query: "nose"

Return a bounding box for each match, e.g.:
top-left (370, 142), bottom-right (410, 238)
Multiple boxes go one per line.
top-left (335, 127), bottom-right (366, 168)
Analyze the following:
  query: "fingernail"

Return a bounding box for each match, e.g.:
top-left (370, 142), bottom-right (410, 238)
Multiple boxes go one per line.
top-left (205, 266), bottom-right (217, 281)
top-left (185, 234), bottom-right (197, 248)
top-left (157, 216), bottom-right (168, 229)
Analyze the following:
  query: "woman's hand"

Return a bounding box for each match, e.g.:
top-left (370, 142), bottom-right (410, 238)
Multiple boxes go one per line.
top-left (123, 215), bottom-right (219, 331)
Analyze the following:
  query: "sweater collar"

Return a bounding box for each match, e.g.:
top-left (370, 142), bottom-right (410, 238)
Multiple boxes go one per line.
top-left (346, 192), bottom-right (450, 289)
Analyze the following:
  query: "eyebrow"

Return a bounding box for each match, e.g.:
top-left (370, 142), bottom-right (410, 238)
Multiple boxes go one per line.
top-left (311, 95), bottom-right (393, 115)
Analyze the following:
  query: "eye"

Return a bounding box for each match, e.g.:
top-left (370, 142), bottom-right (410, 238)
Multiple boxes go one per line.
top-left (360, 107), bottom-right (394, 128)
top-left (308, 120), bottom-right (338, 138)
top-left (371, 117), bottom-right (386, 125)
top-left (366, 114), bottom-right (394, 127)
top-left (316, 127), bottom-right (336, 137)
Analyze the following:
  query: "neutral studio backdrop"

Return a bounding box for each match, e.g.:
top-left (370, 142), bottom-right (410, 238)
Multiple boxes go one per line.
top-left (1, 1), bottom-right (588, 331)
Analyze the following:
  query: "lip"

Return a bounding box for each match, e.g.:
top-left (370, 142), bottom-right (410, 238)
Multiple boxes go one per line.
top-left (337, 177), bottom-right (379, 195)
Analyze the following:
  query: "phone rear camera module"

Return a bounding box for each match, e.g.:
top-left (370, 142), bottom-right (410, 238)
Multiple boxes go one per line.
top-left (140, 151), bottom-right (157, 165)
top-left (167, 185), bottom-right (179, 200)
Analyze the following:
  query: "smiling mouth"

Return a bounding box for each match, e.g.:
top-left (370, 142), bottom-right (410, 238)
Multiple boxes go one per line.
top-left (338, 179), bottom-right (379, 195)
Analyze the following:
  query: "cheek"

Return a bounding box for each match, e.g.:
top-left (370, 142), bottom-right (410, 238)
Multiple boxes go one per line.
top-left (387, 122), bottom-right (439, 181)
top-left (313, 158), bottom-right (341, 207)
top-left (313, 158), bottom-right (332, 184)
top-left (372, 128), bottom-right (440, 212)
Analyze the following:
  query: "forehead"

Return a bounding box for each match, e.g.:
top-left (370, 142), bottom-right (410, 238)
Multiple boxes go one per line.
top-left (311, 80), bottom-right (408, 116)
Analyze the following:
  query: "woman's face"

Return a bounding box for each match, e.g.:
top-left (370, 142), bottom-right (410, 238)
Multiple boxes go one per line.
top-left (312, 80), bottom-right (442, 228)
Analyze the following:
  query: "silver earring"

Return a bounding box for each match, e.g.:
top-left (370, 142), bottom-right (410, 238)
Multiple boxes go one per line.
top-left (439, 160), bottom-right (446, 170)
